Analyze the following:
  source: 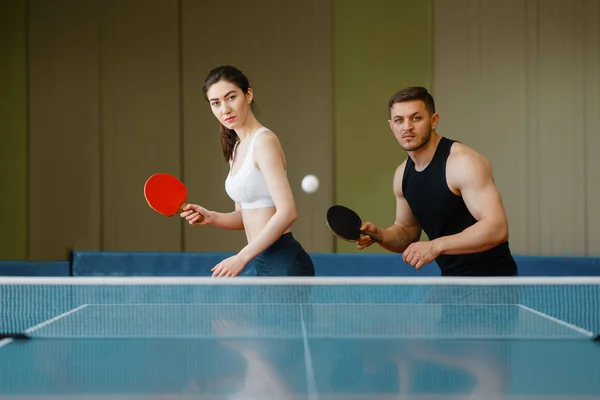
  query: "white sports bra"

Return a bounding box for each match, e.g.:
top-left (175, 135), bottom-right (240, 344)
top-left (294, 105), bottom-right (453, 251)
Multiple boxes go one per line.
top-left (225, 127), bottom-right (276, 210)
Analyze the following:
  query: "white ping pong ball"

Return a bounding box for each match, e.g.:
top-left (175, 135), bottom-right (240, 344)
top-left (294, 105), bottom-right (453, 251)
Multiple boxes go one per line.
top-left (301, 174), bottom-right (319, 194)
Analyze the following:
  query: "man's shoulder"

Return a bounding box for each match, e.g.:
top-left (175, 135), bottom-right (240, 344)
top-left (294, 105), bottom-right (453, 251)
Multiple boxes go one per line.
top-left (446, 138), bottom-right (472, 155)
top-left (445, 140), bottom-right (493, 187)
top-left (394, 157), bottom-right (411, 180)
top-left (393, 158), bottom-right (409, 195)
top-left (447, 140), bottom-right (489, 168)
top-left (396, 157), bottom-right (408, 172)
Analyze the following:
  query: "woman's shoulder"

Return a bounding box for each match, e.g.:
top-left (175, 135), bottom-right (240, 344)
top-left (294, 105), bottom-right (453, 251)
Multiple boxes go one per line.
top-left (253, 128), bottom-right (285, 165)
top-left (254, 128), bottom-right (282, 148)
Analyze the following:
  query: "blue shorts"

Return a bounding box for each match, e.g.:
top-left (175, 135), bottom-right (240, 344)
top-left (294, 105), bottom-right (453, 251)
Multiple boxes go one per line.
top-left (253, 232), bottom-right (315, 277)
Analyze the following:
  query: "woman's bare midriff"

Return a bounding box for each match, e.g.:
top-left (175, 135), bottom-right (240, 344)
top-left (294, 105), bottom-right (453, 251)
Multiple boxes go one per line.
top-left (241, 206), bottom-right (291, 243)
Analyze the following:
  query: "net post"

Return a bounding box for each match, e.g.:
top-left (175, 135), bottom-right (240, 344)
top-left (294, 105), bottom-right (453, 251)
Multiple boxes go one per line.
top-left (67, 247), bottom-right (74, 276)
top-left (0, 333), bottom-right (31, 340)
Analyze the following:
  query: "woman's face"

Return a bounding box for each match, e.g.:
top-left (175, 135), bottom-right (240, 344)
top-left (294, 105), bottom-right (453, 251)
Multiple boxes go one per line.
top-left (206, 79), bottom-right (253, 130)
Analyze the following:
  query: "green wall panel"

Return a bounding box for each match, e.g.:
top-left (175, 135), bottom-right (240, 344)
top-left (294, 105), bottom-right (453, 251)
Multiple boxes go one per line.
top-left (333, 0), bottom-right (432, 253)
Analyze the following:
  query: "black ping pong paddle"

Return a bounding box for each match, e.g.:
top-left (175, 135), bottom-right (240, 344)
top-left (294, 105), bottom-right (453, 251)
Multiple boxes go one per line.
top-left (326, 205), bottom-right (382, 243)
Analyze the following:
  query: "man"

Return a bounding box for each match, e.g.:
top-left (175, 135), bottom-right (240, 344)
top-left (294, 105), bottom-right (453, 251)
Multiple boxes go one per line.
top-left (359, 86), bottom-right (518, 277)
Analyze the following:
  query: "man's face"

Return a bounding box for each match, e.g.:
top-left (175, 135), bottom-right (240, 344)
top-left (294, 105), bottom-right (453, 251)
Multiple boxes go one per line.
top-left (388, 100), bottom-right (438, 152)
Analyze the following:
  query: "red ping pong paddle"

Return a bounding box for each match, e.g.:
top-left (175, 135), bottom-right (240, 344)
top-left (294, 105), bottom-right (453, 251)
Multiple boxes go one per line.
top-left (144, 173), bottom-right (202, 222)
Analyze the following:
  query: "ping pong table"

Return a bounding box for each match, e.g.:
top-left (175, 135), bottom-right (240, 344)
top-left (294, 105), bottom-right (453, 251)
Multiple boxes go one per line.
top-left (1, 276), bottom-right (599, 399)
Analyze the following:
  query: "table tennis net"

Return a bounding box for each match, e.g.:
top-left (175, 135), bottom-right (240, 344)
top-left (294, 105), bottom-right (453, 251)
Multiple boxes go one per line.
top-left (1, 277), bottom-right (599, 341)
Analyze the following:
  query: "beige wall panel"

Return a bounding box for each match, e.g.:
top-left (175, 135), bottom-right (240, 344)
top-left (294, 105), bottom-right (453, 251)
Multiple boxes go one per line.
top-left (432, 0), bottom-right (530, 255)
top-left (523, 0), bottom-right (542, 255)
top-left (181, 0), bottom-right (334, 254)
top-left (28, 0), bottom-right (101, 260)
top-left (583, 0), bottom-right (600, 255)
top-left (536, 0), bottom-right (587, 255)
top-left (100, 0), bottom-right (182, 251)
top-left (472, 0), bottom-right (531, 256)
top-left (434, 0), bottom-right (595, 256)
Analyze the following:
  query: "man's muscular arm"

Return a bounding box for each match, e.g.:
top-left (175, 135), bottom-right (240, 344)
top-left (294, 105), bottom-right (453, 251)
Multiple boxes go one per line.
top-left (432, 145), bottom-right (509, 255)
top-left (358, 161), bottom-right (422, 253)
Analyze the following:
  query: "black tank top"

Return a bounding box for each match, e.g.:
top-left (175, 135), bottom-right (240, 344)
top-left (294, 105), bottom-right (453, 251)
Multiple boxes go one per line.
top-left (402, 137), bottom-right (518, 276)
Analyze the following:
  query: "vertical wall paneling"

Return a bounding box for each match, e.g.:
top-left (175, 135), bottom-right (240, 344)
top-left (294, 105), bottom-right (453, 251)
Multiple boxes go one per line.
top-left (181, 0), bottom-right (334, 254)
top-left (334, 0), bottom-right (432, 253)
top-left (0, 0), bottom-right (27, 260)
top-left (433, 0), bottom-right (596, 256)
top-left (99, 0), bottom-right (182, 252)
top-left (28, 0), bottom-right (101, 260)
top-left (583, 0), bottom-right (600, 255)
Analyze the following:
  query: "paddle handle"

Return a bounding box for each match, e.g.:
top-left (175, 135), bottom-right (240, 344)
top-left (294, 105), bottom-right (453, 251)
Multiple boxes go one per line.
top-left (361, 231), bottom-right (383, 244)
top-left (177, 201), bottom-right (188, 214)
top-left (178, 201), bottom-right (205, 223)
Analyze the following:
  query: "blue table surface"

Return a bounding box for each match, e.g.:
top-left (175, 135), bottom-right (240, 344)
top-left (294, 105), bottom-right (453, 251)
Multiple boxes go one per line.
top-left (1, 302), bottom-right (599, 399)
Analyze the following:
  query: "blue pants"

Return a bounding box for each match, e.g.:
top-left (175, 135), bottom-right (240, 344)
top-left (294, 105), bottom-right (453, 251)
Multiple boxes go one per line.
top-left (253, 232), bottom-right (315, 277)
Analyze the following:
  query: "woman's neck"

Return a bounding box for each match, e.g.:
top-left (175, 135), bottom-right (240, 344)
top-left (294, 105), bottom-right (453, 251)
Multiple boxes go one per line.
top-left (235, 115), bottom-right (262, 141)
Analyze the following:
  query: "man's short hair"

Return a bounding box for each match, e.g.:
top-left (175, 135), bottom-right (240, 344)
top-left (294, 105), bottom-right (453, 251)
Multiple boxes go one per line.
top-left (388, 86), bottom-right (436, 117)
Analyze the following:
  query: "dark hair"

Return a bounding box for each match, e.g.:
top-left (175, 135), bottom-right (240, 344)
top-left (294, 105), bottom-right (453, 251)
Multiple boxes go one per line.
top-left (388, 86), bottom-right (435, 117)
top-left (202, 65), bottom-right (254, 162)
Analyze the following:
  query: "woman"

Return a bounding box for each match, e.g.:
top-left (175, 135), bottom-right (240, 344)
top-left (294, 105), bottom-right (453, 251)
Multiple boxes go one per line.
top-left (180, 65), bottom-right (315, 278)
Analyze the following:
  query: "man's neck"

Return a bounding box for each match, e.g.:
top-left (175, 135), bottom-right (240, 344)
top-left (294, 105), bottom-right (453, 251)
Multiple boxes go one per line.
top-left (408, 133), bottom-right (441, 171)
